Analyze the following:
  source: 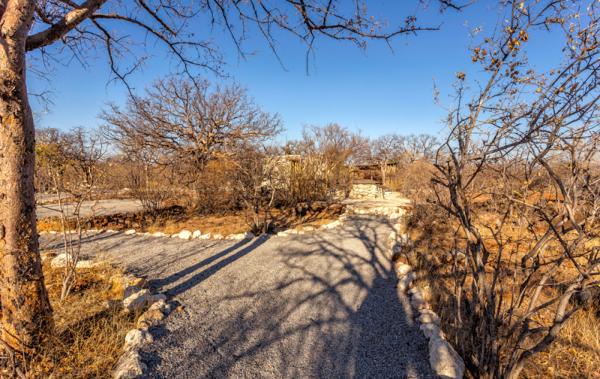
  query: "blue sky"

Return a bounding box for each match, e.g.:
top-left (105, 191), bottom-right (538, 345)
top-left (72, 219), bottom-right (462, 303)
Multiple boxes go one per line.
top-left (28, 1), bottom-right (563, 141)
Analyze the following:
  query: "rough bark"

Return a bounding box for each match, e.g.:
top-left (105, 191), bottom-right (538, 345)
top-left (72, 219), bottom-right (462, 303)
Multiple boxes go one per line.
top-left (0, 0), bottom-right (53, 353)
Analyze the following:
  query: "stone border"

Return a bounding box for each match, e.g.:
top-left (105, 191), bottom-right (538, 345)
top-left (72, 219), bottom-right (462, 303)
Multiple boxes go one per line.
top-left (39, 213), bottom-right (347, 242)
top-left (386, 217), bottom-right (465, 379)
top-left (39, 251), bottom-right (169, 379)
top-left (40, 228), bottom-right (255, 242)
top-left (112, 273), bottom-right (172, 379)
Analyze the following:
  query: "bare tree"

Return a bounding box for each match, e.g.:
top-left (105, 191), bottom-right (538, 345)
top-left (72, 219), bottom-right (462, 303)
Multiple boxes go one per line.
top-left (0, 0), bottom-right (461, 354)
top-left (297, 123), bottom-right (368, 198)
top-left (370, 134), bottom-right (405, 190)
top-left (232, 145), bottom-right (280, 234)
top-left (102, 77), bottom-right (282, 208)
top-left (405, 134), bottom-right (439, 163)
top-left (431, 1), bottom-right (600, 377)
top-left (37, 128), bottom-right (106, 301)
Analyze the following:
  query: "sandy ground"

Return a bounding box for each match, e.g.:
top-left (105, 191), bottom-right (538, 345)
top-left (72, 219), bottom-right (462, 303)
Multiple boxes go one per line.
top-left (41, 214), bottom-right (433, 379)
top-left (36, 199), bottom-right (143, 219)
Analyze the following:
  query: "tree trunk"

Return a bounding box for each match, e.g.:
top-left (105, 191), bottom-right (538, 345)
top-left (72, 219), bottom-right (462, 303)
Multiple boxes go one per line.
top-left (0, 1), bottom-right (53, 353)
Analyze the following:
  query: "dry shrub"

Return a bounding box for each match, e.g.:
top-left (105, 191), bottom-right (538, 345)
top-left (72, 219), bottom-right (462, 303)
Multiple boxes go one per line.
top-left (404, 203), bottom-right (600, 379)
top-left (193, 159), bottom-right (241, 214)
top-left (22, 263), bottom-right (135, 378)
top-left (388, 160), bottom-right (436, 202)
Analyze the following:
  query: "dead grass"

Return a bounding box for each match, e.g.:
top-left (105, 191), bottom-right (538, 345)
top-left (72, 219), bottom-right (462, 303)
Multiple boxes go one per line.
top-left (403, 203), bottom-right (600, 379)
top-left (524, 307), bottom-right (600, 379)
top-left (20, 262), bottom-right (135, 378)
top-left (144, 212), bottom-right (249, 235)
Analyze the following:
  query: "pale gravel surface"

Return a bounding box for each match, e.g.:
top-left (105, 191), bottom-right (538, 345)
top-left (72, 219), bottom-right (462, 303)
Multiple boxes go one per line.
top-left (37, 199), bottom-right (143, 219)
top-left (41, 215), bottom-right (434, 378)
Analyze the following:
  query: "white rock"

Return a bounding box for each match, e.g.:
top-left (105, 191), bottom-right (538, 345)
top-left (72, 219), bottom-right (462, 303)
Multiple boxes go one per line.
top-left (149, 299), bottom-right (172, 315)
top-left (124, 229), bottom-right (136, 235)
top-left (322, 220), bottom-right (341, 229)
top-left (50, 254), bottom-right (99, 269)
top-left (123, 289), bottom-right (154, 313)
top-left (420, 322), bottom-right (445, 340)
top-left (227, 232), bottom-right (254, 240)
top-left (199, 233), bottom-right (212, 240)
top-left (277, 231), bottom-right (289, 237)
top-left (50, 254), bottom-right (68, 268)
top-left (137, 308), bottom-right (166, 329)
top-left (113, 350), bottom-right (147, 379)
top-left (428, 336), bottom-right (465, 379)
top-left (410, 288), bottom-right (429, 310)
top-left (395, 263), bottom-right (413, 277)
top-left (152, 232), bottom-right (168, 237)
top-left (212, 233), bottom-right (224, 240)
top-left (397, 271), bottom-right (415, 292)
top-left (192, 230), bottom-right (202, 239)
top-left (123, 329), bottom-right (153, 351)
top-left (178, 230), bottom-right (193, 240)
top-left (123, 285), bottom-right (143, 299)
top-left (418, 309), bottom-right (441, 325)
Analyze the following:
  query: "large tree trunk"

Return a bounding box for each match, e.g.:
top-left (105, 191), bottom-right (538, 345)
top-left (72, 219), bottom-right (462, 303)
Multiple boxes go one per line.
top-left (0, 1), bottom-right (53, 353)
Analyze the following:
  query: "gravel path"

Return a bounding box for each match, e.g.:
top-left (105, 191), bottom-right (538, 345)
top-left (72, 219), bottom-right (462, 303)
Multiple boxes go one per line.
top-left (41, 215), bottom-right (434, 378)
top-left (37, 199), bottom-right (143, 219)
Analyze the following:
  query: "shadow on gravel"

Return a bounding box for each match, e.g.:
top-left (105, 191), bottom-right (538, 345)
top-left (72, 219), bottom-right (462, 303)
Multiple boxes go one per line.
top-left (152, 236), bottom-right (271, 297)
top-left (145, 215), bottom-right (434, 379)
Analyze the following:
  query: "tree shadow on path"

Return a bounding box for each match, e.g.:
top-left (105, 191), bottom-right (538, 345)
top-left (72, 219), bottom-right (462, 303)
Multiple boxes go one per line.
top-left (146, 215), bottom-right (435, 379)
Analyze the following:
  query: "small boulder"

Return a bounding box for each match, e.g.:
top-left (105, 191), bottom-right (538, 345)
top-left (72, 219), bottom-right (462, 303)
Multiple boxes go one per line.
top-left (420, 322), bottom-right (445, 340)
top-left (397, 271), bottom-right (415, 292)
top-left (418, 309), bottom-right (441, 325)
top-left (428, 336), bottom-right (465, 379)
top-left (178, 230), bottom-right (193, 240)
top-left (50, 254), bottom-right (99, 269)
top-left (123, 289), bottom-right (153, 313)
top-left (113, 350), bottom-right (147, 379)
top-left (395, 263), bottom-right (412, 277)
top-left (137, 308), bottom-right (165, 329)
top-left (123, 329), bottom-right (153, 351)
top-left (124, 229), bottom-right (136, 235)
top-left (149, 299), bottom-right (172, 315)
top-left (192, 230), bottom-right (202, 239)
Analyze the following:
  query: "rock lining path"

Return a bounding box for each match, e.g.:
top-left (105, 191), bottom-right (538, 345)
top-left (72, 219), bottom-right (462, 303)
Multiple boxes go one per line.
top-left (41, 214), bottom-right (434, 378)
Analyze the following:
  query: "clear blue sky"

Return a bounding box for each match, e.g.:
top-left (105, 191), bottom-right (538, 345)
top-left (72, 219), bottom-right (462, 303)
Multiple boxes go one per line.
top-left (28, 1), bottom-right (562, 141)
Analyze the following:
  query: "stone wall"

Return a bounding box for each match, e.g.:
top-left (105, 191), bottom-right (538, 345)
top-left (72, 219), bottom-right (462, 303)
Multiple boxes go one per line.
top-left (349, 183), bottom-right (382, 199)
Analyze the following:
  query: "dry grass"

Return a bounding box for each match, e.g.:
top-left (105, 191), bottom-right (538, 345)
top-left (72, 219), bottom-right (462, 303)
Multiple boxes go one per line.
top-left (144, 212), bottom-right (249, 235)
top-left (21, 262), bottom-right (135, 378)
top-left (403, 203), bottom-right (600, 379)
top-left (524, 307), bottom-right (600, 379)
top-left (37, 218), bottom-right (65, 233)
